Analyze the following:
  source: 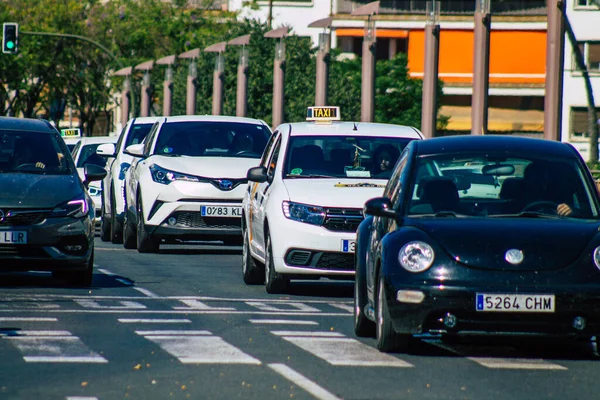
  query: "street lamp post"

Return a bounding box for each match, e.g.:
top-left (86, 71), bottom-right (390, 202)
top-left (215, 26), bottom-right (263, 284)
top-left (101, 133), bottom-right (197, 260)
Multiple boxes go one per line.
top-left (135, 60), bottom-right (154, 118)
top-left (544, 0), bottom-right (566, 142)
top-left (156, 55), bottom-right (176, 117)
top-left (228, 34), bottom-right (251, 118)
top-left (179, 49), bottom-right (201, 115)
top-left (352, 1), bottom-right (380, 123)
top-left (471, 0), bottom-right (491, 135)
top-left (204, 42), bottom-right (227, 116)
top-left (265, 27), bottom-right (289, 129)
top-left (309, 17), bottom-right (333, 107)
top-left (421, 1), bottom-right (441, 139)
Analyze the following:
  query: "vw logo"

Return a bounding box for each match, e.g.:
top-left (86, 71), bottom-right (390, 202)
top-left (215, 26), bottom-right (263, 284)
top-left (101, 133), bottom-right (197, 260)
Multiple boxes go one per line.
top-left (0, 209), bottom-right (4, 222)
top-left (505, 249), bottom-right (524, 265)
top-left (218, 180), bottom-right (233, 191)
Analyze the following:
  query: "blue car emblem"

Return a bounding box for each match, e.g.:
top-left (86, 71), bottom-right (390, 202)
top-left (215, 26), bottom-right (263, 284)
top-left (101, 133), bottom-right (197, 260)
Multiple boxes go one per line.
top-left (219, 180), bottom-right (233, 190)
top-left (505, 249), bottom-right (524, 265)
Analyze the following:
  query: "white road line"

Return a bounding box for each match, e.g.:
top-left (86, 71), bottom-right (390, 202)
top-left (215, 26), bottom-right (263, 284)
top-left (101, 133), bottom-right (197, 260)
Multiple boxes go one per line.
top-left (132, 287), bottom-right (160, 298)
top-left (139, 333), bottom-right (261, 365)
top-left (245, 301), bottom-right (321, 312)
top-left (0, 330), bottom-right (71, 336)
top-left (249, 319), bottom-right (319, 325)
top-left (97, 268), bottom-right (115, 276)
top-left (268, 363), bottom-right (342, 400)
top-left (328, 303), bottom-right (354, 313)
top-left (0, 310), bottom-right (349, 317)
top-left (66, 397), bottom-right (99, 400)
top-left (115, 278), bottom-right (133, 286)
top-left (135, 330), bottom-right (211, 336)
top-left (271, 331), bottom-right (345, 338)
top-left (24, 356), bottom-right (107, 363)
top-left (118, 318), bottom-right (191, 324)
top-left (0, 317), bottom-right (57, 322)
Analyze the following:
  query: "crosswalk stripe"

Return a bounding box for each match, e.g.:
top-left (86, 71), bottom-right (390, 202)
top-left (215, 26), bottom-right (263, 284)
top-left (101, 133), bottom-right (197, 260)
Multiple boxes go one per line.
top-left (118, 319), bottom-right (191, 324)
top-left (249, 319), bottom-right (319, 325)
top-left (268, 363), bottom-right (342, 400)
top-left (272, 331), bottom-right (413, 367)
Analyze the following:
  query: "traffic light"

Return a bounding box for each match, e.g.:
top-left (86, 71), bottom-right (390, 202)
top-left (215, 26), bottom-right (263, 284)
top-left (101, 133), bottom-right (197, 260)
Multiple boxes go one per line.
top-left (3, 23), bottom-right (18, 54)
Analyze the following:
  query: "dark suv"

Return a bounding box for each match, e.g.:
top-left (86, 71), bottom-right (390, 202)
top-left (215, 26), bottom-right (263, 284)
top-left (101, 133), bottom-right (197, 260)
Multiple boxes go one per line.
top-left (0, 117), bottom-right (106, 286)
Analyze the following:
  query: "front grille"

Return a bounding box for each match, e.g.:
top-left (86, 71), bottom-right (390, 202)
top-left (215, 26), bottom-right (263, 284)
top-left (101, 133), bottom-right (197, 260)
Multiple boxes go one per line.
top-left (315, 253), bottom-right (354, 271)
top-left (322, 207), bottom-right (363, 233)
top-left (169, 212), bottom-right (240, 230)
top-left (0, 209), bottom-right (50, 226)
top-left (0, 245), bottom-right (48, 258)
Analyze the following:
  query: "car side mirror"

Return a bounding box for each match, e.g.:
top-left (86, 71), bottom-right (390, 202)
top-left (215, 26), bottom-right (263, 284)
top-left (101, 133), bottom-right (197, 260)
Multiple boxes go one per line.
top-left (364, 197), bottom-right (396, 218)
top-left (247, 166), bottom-right (268, 183)
top-left (96, 143), bottom-right (116, 158)
top-left (83, 163), bottom-right (107, 187)
top-left (124, 143), bottom-right (145, 158)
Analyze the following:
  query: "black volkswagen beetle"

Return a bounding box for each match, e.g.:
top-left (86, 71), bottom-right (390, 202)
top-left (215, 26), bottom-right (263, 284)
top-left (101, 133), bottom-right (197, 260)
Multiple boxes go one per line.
top-left (355, 135), bottom-right (600, 352)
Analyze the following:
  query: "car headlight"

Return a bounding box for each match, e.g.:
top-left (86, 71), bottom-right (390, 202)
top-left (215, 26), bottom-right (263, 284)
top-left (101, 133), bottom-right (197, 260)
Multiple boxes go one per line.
top-left (282, 201), bottom-right (325, 226)
top-left (118, 162), bottom-right (131, 180)
top-left (88, 186), bottom-right (101, 197)
top-left (593, 246), bottom-right (600, 270)
top-left (51, 196), bottom-right (89, 219)
top-left (150, 164), bottom-right (201, 185)
top-left (398, 241), bottom-right (435, 273)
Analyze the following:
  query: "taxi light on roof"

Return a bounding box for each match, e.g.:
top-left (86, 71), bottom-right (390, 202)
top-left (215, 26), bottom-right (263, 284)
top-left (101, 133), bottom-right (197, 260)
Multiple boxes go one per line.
top-left (306, 106), bottom-right (340, 123)
top-left (61, 128), bottom-right (81, 138)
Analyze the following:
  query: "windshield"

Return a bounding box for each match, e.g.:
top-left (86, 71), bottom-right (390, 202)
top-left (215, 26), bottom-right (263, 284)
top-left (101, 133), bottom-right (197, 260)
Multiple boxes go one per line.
top-left (283, 135), bottom-right (414, 179)
top-left (153, 121), bottom-right (270, 158)
top-left (125, 123), bottom-right (153, 148)
top-left (406, 153), bottom-right (598, 219)
top-left (76, 143), bottom-right (109, 168)
top-left (0, 130), bottom-right (71, 174)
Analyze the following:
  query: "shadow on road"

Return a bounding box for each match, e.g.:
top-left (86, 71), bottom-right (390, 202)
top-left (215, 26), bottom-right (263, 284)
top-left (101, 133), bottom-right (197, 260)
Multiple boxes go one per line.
top-left (0, 271), bottom-right (134, 290)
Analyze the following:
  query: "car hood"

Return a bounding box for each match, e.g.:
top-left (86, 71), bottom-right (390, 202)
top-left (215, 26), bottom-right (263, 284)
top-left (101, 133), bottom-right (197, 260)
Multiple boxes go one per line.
top-left (411, 218), bottom-right (600, 271)
top-left (0, 173), bottom-right (82, 208)
top-left (283, 179), bottom-right (387, 208)
top-left (149, 156), bottom-right (259, 179)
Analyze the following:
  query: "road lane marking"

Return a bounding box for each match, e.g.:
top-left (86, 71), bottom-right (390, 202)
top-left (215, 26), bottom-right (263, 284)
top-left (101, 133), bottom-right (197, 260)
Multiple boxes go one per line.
top-left (249, 319), bottom-right (319, 325)
top-left (271, 331), bottom-right (413, 367)
top-left (75, 300), bottom-right (147, 309)
top-left (328, 303), bottom-right (354, 313)
top-left (2, 331), bottom-right (107, 363)
top-left (135, 330), bottom-right (261, 365)
top-left (173, 299), bottom-right (236, 311)
top-left (118, 318), bottom-right (191, 324)
top-left (245, 301), bottom-right (321, 313)
top-left (97, 268), bottom-right (115, 275)
top-left (116, 278), bottom-right (133, 286)
top-left (0, 317), bottom-right (57, 322)
top-left (66, 397), bottom-right (99, 400)
top-left (132, 287), bottom-right (160, 298)
top-left (268, 363), bottom-right (342, 400)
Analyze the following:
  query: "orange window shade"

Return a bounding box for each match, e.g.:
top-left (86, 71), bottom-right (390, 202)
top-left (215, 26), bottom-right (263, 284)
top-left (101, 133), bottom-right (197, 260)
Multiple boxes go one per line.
top-left (336, 28), bottom-right (409, 38)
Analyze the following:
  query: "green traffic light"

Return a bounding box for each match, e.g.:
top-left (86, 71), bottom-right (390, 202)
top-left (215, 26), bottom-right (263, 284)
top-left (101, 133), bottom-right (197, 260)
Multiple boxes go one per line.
top-left (6, 41), bottom-right (14, 49)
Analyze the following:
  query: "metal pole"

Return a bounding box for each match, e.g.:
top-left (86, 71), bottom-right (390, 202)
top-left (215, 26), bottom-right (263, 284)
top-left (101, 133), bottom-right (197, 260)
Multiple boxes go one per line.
top-left (140, 71), bottom-right (151, 117)
top-left (361, 17), bottom-right (376, 122)
top-left (272, 39), bottom-right (285, 128)
top-left (186, 60), bottom-right (197, 115)
top-left (236, 47), bottom-right (249, 117)
top-left (544, 0), bottom-right (565, 142)
top-left (212, 53), bottom-right (224, 115)
top-left (421, 8), bottom-right (440, 139)
top-left (121, 76), bottom-right (130, 128)
top-left (315, 32), bottom-right (331, 106)
top-left (163, 65), bottom-right (173, 117)
top-left (471, 2), bottom-right (491, 135)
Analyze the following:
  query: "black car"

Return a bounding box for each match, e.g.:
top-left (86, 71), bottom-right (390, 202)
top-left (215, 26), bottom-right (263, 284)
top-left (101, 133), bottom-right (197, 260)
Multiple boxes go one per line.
top-left (0, 117), bottom-right (106, 286)
top-left (354, 135), bottom-right (600, 352)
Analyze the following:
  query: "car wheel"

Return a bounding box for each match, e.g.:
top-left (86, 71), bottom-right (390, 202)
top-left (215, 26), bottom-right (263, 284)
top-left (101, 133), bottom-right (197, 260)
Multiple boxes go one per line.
top-left (100, 202), bottom-right (111, 242)
top-left (242, 228), bottom-right (264, 285)
top-left (376, 273), bottom-right (409, 353)
top-left (110, 189), bottom-right (124, 244)
top-left (122, 208), bottom-right (137, 249)
top-left (136, 198), bottom-right (159, 253)
top-left (66, 249), bottom-right (94, 287)
top-left (354, 263), bottom-right (375, 337)
top-left (264, 233), bottom-right (289, 294)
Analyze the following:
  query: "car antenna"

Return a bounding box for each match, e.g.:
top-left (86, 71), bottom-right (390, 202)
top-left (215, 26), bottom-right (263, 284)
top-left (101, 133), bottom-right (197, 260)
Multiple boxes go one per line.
top-left (353, 122), bottom-right (358, 131)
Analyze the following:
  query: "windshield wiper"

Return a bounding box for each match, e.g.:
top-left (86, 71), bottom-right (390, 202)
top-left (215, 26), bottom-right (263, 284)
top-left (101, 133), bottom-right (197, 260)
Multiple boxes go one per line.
top-left (286, 174), bottom-right (337, 179)
top-left (489, 212), bottom-right (560, 219)
top-left (411, 211), bottom-right (466, 218)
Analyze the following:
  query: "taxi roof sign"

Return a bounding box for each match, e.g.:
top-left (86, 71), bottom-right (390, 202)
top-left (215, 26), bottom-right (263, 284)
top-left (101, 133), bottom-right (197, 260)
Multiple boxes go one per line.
top-left (61, 128), bottom-right (81, 138)
top-left (306, 106), bottom-right (340, 123)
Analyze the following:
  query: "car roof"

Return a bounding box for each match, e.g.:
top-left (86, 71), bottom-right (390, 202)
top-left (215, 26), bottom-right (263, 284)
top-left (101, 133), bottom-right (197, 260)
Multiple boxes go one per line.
top-left (129, 116), bottom-right (164, 125)
top-left (282, 121), bottom-right (423, 139)
top-left (0, 116), bottom-right (55, 133)
top-left (76, 136), bottom-right (118, 145)
top-left (414, 135), bottom-right (577, 158)
top-left (161, 115), bottom-right (268, 125)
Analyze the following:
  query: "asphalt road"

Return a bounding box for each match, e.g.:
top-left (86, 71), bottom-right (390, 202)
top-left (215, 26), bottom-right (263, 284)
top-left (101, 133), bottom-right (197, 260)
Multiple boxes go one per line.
top-left (0, 237), bottom-right (599, 400)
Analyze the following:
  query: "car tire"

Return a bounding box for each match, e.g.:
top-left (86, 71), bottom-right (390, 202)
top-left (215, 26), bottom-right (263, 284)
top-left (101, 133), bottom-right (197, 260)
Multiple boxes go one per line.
top-left (66, 249), bottom-right (94, 287)
top-left (376, 273), bottom-right (409, 353)
top-left (100, 202), bottom-right (111, 242)
top-left (354, 259), bottom-right (375, 337)
top-left (136, 198), bottom-right (159, 253)
top-left (264, 233), bottom-right (289, 294)
top-left (122, 209), bottom-right (137, 249)
top-left (110, 189), bottom-right (124, 244)
top-left (242, 228), bottom-right (264, 285)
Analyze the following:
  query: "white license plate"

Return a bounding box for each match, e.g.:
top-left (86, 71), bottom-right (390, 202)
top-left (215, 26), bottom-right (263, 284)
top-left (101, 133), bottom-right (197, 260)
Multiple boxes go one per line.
top-left (200, 205), bottom-right (241, 217)
top-left (341, 239), bottom-right (356, 253)
top-left (476, 294), bottom-right (555, 313)
top-left (0, 231), bottom-right (27, 244)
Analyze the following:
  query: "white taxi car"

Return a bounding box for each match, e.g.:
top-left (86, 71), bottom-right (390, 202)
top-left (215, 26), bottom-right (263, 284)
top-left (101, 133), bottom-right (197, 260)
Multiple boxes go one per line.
top-left (243, 107), bottom-right (423, 294)
top-left (123, 115), bottom-right (272, 253)
top-left (71, 136), bottom-right (118, 225)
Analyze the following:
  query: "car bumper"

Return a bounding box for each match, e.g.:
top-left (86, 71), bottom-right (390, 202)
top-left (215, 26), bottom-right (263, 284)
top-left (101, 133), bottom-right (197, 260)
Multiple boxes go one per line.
top-left (0, 216), bottom-right (93, 271)
top-left (384, 280), bottom-right (600, 337)
top-left (270, 216), bottom-right (357, 277)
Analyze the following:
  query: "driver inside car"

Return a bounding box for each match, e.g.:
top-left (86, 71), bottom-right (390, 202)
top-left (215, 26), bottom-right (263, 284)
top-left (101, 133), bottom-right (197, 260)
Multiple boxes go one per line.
top-left (521, 161), bottom-right (575, 217)
top-left (229, 133), bottom-right (254, 156)
top-left (12, 138), bottom-right (62, 170)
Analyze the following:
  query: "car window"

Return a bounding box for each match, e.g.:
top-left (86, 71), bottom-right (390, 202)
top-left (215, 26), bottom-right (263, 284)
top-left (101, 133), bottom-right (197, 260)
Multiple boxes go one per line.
top-left (125, 123), bottom-right (154, 149)
top-left (387, 148), bottom-right (409, 208)
top-left (260, 131), bottom-right (279, 168)
top-left (0, 129), bottom-right (71, 174)
top-left (143, 122), bottom-right (161, 156)
top-left (76, 144), bottom-right (109, 168)
top-left (152, 121), bottom-right (271, 158)
top-left (282, 135), bottom-right (415, 179)
top-left (267, 136), bottom-right (282, 177)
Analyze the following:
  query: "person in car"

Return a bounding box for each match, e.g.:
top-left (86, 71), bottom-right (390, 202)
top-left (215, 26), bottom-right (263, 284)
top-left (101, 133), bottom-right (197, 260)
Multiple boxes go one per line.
top-left (521, 161), bottom-right (575, 217)
top-left (371, 144), bottom-right (400, 179)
